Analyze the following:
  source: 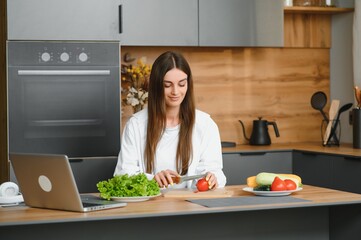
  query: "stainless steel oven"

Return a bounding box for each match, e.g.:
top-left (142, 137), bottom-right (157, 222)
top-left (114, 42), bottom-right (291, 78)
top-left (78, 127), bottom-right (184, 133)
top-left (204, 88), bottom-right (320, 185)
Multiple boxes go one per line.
top-left (7, 41), bottom-right (120, 158)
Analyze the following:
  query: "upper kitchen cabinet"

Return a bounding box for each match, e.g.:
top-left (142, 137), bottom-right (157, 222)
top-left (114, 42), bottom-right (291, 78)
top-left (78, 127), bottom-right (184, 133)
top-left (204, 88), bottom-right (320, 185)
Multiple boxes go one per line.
top-left (120, 0), bottom-right (198, 46)
top-left (199, 0), bottom-right (284, 47)
top-left (7, 0), bottom-right (283, 46)
top-left (7, 0), bottom-right (122, 40)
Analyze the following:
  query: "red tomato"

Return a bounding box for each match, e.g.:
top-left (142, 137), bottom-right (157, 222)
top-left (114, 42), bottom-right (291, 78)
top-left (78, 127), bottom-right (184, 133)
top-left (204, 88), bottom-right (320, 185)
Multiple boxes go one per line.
top-left (284, 179), bottom-right (297, 190)
top-left (196, 178), bottom-right (209, 192)
top-left (271, 176), bottom-right (287, 191)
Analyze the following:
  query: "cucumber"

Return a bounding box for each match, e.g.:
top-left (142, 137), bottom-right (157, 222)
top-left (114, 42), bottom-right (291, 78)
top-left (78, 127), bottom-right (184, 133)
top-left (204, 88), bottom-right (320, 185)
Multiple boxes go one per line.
top-left (256, 172), bottom-right (279, 186)
top-left (253, 185), bottom-right (271, 191)
top-left (256, 172), bottom-right (300, 187)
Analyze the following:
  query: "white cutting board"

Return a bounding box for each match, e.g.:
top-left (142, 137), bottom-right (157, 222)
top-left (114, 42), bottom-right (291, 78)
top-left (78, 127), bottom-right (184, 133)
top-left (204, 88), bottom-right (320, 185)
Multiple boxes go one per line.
top-left (162, 188), bottom-right (233, 199)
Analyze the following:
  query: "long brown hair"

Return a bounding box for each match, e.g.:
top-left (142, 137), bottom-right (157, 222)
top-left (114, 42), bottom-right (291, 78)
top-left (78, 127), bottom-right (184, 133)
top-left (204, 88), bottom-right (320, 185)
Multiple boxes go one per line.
top-left (145, 51), bottom-right (195, 175)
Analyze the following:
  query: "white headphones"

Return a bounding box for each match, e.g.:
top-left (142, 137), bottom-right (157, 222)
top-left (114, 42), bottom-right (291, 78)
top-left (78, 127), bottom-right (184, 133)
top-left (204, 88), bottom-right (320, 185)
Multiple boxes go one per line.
top-left (0, 182), bottom-right (24, 205)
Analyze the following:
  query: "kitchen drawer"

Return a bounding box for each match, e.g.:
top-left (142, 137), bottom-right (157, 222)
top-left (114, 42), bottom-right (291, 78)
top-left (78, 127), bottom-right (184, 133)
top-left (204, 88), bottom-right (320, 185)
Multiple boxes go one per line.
top-left (222, 151), bottom-right (292, 185)
top-left (293, 151), bottom-right (333, 189)
top-left (333, 155), bottom-right (361, 194)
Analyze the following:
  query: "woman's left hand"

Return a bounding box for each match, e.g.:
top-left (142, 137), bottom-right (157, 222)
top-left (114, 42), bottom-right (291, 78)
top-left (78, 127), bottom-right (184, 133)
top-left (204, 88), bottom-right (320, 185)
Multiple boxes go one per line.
top-left (205, 172), bottom-right (218, 190)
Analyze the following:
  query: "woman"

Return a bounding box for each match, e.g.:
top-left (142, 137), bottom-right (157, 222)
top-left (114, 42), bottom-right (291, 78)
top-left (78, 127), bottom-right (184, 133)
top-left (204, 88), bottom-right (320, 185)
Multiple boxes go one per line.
top-left (114, 51), bottom-right (226, 189)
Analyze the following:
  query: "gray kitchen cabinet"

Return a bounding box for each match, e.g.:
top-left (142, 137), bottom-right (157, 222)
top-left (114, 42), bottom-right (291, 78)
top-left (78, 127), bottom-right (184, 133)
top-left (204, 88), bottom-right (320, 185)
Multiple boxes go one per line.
top-left (120, 0), bottom-right (198, 46)
top-left (293, 151), bottom-right (333, 189)
top-left (199, 0), bottom-right (284, 47)
top-left (123, 0), bottom-right (283, 46)
top-left (333, 155), bottom-right (361, 194)
top-left (294, 151), bottom-right (361, 194)
top-left (222, 151), bottom-right (292, 185)
top-left (7, 0), bottom-right (283, 46)
top-left (224, 150), bottom-right (361, 190)
top-left (69, 157), bottom-right (118, 193)
top-left (7, 0), bottom-right (122, 41)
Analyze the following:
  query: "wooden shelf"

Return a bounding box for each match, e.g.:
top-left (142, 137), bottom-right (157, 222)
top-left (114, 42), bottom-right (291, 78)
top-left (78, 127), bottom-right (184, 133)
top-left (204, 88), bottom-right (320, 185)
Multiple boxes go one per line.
top-left (284, 6), bottom-right (354, 14)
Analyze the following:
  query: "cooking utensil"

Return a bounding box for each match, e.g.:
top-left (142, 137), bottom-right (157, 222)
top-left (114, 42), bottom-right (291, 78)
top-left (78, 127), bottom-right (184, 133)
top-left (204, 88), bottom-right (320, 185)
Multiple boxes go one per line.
top-left (352, 108), bottom-right (361, 148)
top-left (354, 86), bottom-right (361, 108)
top-left (323, 100), bottom-right (340, 145)
top-left (239, 117), bottom-right (280, 145)
top-left (311, 91), bottom-right (329, 121)
top-left (172, 174), bottom-right (207, 184)
top-left (326, 103), bottom-right (353, 145)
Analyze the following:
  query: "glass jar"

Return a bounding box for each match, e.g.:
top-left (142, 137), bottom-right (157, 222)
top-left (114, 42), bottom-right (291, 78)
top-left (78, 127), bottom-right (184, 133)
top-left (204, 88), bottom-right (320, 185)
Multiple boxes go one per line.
top-left (284, 0), bottom-right (293, 6)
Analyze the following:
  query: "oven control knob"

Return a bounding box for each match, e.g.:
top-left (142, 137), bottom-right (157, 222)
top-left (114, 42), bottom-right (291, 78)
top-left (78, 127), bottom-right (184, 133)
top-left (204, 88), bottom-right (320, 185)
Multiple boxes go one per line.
top-left (60, 52), bottom-right (70, 62)
top-left (78, 52), bottom-right (88, 62)
top-left (41, 52), bottom-right (51, 62)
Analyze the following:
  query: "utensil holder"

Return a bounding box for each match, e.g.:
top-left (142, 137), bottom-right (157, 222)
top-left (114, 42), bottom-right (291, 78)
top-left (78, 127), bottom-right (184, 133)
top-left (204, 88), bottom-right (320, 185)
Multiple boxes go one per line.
top-left (352, 108), bottom-right (361, 149)
top-left (321, 119), bottom-right (340, 146)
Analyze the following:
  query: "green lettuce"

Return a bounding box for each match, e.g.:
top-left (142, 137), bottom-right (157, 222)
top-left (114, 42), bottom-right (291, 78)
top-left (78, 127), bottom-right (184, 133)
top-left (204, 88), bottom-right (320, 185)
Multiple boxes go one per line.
top-left (97, 173), bottom-right (160, 200)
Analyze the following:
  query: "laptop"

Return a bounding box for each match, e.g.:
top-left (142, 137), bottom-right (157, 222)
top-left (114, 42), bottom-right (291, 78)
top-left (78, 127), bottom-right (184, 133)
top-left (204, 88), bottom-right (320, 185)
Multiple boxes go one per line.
top-left (10, 153), bottom-right (127, 212)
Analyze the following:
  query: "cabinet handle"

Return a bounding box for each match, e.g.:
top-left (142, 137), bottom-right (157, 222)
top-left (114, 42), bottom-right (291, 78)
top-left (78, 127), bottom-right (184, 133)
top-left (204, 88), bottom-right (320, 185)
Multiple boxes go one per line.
top-left (69, 158), bottom-right (84, 163)
top-left (119, 5), bottom-right (123, 33)
top-left (239, 152), bottom-right (266, 156)
top-left (300, 151), bottom-right (318, 156)
top-left (18, 70), bottom-right (110, 76)
top-left (344, 156), bottom-right (361, 161)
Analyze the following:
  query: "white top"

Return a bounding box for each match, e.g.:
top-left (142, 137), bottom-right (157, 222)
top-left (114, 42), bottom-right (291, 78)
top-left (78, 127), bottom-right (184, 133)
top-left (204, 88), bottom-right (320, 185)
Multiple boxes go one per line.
top-left (114, 108), bottom-right (227, 188)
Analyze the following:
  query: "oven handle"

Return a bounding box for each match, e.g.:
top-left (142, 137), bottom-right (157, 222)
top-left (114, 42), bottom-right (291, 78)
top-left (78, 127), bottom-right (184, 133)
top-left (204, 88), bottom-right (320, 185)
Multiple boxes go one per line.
top-left (18, 70), bottom-right (111, 76)
top-left (28, 119), bottom-right (103, 127)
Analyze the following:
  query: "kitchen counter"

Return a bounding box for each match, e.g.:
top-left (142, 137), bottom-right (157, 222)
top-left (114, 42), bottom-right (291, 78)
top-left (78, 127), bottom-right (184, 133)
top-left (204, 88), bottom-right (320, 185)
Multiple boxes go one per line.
top-left (1, 185), bottom-right (361, 239)
top-left (222, 142), bottom-right (361, 157)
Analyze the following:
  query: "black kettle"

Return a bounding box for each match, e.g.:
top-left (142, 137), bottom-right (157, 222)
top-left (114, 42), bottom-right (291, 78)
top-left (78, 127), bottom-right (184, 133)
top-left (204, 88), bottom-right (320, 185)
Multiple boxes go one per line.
top-left (239, 117), bottom-right (280, 145)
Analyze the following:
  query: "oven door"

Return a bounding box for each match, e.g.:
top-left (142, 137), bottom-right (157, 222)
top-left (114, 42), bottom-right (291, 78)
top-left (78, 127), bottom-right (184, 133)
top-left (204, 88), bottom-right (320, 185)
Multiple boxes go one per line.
top-left (8, 66), bottom-right (120, 158)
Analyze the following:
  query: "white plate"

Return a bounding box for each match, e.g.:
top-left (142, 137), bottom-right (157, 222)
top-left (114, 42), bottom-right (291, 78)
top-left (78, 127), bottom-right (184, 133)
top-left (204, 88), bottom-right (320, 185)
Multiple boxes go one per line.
top-left (242, 187), bottom-right (303, 196)
top-left (110, 193), bottom-right (162, 202)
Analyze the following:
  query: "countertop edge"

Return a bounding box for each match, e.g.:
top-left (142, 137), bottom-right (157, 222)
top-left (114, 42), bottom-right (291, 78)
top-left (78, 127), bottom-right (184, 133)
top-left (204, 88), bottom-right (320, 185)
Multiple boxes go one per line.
top-left (2, 185), bottom-right (361, 227)
top-left (222, 142), bottom-right (361, 157)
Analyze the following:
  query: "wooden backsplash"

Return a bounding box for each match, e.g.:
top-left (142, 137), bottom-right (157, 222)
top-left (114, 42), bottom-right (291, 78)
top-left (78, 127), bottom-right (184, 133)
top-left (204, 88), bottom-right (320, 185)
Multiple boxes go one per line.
top-left (121, 46), bottom-right (330, 144)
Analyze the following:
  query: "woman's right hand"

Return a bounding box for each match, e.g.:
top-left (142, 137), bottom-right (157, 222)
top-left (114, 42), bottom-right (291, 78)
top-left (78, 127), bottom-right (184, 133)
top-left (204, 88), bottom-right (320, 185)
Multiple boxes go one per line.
top-left (153, 169), bottom-right (180, 188)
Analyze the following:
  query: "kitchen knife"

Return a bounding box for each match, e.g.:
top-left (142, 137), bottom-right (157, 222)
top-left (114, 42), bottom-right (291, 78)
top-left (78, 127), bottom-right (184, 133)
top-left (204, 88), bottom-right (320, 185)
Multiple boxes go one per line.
top-left (323, 100), bottom-right (340, 145)
top-left (172, 174), bottom-right (207, 184)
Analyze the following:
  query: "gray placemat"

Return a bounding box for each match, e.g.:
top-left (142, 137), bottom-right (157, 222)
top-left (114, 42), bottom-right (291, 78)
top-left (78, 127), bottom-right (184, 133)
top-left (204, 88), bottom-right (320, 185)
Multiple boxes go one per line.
top-left (187, 196), bottom-right (311, 208)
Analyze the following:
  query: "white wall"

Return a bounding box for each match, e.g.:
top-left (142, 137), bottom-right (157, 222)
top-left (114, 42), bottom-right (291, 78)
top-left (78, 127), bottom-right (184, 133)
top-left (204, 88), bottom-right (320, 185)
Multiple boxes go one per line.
top-left (330, 0), bottom-right (355, 143)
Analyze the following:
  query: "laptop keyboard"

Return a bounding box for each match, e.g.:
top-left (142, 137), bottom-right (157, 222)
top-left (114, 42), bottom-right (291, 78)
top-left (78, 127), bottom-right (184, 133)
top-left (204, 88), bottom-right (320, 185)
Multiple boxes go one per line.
top-left (81, 194), bottom-right (113, 207)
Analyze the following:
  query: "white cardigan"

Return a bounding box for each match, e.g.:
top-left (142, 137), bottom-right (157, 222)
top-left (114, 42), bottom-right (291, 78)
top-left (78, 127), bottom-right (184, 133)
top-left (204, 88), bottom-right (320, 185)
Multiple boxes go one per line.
top-left (114, 108), bottom-right (226, 188)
